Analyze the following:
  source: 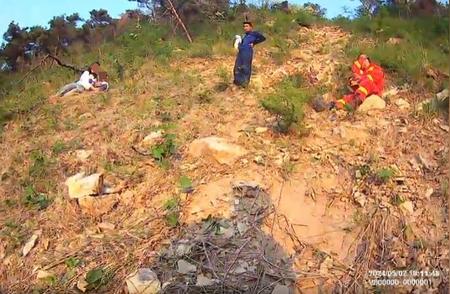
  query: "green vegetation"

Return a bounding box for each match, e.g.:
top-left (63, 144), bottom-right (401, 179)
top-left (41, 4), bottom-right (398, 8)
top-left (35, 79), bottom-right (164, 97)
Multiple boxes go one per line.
top-left (179, 176), bottom-right (193, 193)
top-left (22, 186), bottom-right (52, 210)
top-left (261, 75), bottom-right (314, 133)
top-left (150, 133), bottom-right (177, 168)
top-left (163, 196), bottom-right (180, 227)
top-left (376, 167), bottom-right (396, 183)
top-left (85, 267), bottom-right (110, 291)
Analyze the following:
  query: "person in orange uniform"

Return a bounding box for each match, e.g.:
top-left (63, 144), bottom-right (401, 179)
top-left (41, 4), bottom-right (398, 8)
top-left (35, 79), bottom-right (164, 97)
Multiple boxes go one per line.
top-left (333, 54), bottom-right (385, 110)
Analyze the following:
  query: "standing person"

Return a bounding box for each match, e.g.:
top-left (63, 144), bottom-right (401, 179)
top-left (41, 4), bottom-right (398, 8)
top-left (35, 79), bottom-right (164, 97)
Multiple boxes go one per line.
top-left (233, 21), bottom-right (266, 87)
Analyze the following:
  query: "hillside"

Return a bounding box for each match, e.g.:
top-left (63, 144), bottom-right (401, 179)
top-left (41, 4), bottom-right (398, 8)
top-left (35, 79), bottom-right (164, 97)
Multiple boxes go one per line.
top-left (0, 8), bottom-right (449, 294)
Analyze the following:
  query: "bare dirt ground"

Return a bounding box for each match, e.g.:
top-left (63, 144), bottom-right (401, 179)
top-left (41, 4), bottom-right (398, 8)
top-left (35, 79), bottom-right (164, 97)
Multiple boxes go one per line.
top-left (0, 25), bottom-right (448, 293)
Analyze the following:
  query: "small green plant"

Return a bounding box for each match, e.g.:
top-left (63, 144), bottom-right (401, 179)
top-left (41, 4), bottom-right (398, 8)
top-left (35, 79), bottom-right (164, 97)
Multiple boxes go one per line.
top-left (163, 196), bottom-right (180, 227)
top-left (197, 89), bottom-right (213, 104)
top-left (390, 194), bottom-right (405, 206)
top-left (376, 167), bottom-right (396, 183)
top-left (51, 140), bottom-right (66, 155)
top-left (65, 257), bottom-right (82, 269)
top-left (151, 133), bottom-right (177, 168)
top-left (86, 267), bottom-right (110, 290)
top-left (29, 150), bottom-right (49, 179)
top-left (23, 186), bottom-right (52, 210)
top-left (179, 176), bottom-right (193, 193)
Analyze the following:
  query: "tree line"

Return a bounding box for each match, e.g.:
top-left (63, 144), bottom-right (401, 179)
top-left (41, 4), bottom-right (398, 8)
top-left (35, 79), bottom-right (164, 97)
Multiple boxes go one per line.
top-left (0, 0), bottom-right (447, 72)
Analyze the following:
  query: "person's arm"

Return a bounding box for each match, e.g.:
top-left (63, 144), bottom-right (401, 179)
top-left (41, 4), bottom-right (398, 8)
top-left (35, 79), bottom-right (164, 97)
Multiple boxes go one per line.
top-left (252, 32), bottom-right (266, 46)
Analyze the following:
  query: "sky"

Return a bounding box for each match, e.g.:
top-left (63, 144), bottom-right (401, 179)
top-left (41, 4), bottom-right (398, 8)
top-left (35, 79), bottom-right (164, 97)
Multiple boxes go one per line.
top-left (0, 0), bottom-right (359, 37)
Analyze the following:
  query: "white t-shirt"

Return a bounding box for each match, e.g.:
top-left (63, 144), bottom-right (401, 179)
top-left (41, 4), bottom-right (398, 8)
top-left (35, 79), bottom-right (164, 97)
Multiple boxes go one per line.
top-left (77, 71), bottom-right (96, 90)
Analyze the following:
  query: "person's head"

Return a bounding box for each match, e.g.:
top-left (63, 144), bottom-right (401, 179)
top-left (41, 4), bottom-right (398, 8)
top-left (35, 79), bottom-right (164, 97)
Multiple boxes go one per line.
top-left (358, 54), bottom-right (371, 69)
top-left (243, 21), bottom-right (253, 33)
top-left (89, 61), bottom-right (101, 75)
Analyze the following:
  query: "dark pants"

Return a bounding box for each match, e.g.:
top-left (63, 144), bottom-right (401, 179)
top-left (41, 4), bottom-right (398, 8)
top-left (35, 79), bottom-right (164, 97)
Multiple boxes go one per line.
top-left (233, 48), bottom-right (253, 87)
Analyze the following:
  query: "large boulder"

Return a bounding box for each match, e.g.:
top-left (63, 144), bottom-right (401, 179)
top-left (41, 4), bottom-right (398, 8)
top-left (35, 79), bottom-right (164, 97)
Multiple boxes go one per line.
top-left (357, 95), bottom-right (386, 113)
top-left (188, 136), bottom-right (247, 165)
top-left (65, 172), bottom-right (104, 199)
top-left (126, 268), bottom-right (161, 294)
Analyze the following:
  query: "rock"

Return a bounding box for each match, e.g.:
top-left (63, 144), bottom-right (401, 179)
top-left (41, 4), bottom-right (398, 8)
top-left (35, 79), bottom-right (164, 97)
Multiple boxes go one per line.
top-left (188, 136), bottom-right (248, 165)
top-left (78, 195), bottom-right (118, 216)
top-left (36, 270), bottom-right (54, 280)
top-left (399, 201), bottom-right (414, 215)
top-left (387, 37), bottom-right (402, 45)
top-left (357, 95), bottom-right (386, 113)
top-left (175, 243), bottom-right (192, 257)
top-left (126, 268), bottom-right (161, 294)
top-left (319, 256), bottom-right (333, 275)
top-left (425, 188), bottom-right (434, 199)
top-left (254, 155), bottom-right (265, 165)
top-left (142, 130), bottom-right (164, 145)
top-left (255, 127), bottom-right (268, 134)
top-left (79, 112), bottom-right (94, 120)
top-left (196, 274), bottom-right (215, 287)
top-left (272, 284), bottom-right (290, 294)
top-left (237, 222), bottom-right (248, 235)
top-left (177, 259), bottom-right (197, 274)
top-left (232, 181), bottom-right (265, 197)
top-left (22, 230), bottom-right (41, 257)
top-left (65, 172), bottom-right (104, 199)
top-left (394, 99), bottom-right (410, 110)
top-left (353, 192), bottom-right (366, 207)
top-left (382, 87), bottom-right (399, 98)
top-left (311, 96), bottom-right (328, 112)
top-left (97, 222), bottom-right (115, 231)
top-left (75, 150), bottom-right (93, 161)
top-left (77, 279), bottom-right (89, 293)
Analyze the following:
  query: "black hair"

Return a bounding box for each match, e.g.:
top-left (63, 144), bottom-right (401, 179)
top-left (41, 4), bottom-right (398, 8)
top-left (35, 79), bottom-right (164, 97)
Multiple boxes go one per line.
top-left (243, 21), bottom-right (253, 27)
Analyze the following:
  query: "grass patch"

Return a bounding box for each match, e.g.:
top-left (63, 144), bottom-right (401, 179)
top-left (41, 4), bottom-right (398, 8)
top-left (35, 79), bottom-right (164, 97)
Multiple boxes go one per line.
top-left (150, 133), bottom-right (177, 169)
top-left (22, 185), bottom-right (52, 210)
top-left (163, 196), bottom-right (180, 227)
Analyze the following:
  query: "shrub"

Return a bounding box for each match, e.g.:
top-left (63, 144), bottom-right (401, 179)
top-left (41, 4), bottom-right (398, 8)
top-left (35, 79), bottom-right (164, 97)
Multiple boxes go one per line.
top-left (261, 76), bottom-right (312, 133)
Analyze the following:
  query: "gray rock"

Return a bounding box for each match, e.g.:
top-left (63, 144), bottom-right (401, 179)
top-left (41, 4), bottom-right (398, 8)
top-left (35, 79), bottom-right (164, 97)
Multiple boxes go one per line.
top-left (311, 96), bottom-right (328, 112)
top-left (196, 274), bottom-right (215, 287)
top-left (126, 268), bottom-right (161, 294)
top-left (177, 259), bottom-right (197, 274)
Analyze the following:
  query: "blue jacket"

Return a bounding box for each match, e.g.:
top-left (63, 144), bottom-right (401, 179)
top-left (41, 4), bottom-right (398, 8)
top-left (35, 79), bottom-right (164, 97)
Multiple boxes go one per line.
top-left (239, 31), bottom-right (266, 51)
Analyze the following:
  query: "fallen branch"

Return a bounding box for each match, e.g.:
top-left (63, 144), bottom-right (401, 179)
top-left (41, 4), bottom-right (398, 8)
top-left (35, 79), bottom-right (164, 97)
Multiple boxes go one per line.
top-left (164, 0), bottom-right (193, 43)
top-left (47, 54), bottom-right (83, 73)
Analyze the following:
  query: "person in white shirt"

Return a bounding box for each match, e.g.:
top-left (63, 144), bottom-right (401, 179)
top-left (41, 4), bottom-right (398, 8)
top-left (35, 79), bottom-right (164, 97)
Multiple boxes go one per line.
top-left (56, 67), bottom-right (97, 97)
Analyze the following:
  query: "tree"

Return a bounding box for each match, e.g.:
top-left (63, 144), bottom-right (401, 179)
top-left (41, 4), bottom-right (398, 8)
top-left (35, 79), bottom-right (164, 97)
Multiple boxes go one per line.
top-left (87, 9), bottom-right (114, 27)
top-left (357, 0), bottom-right (384, 17)
top-left (303, 2), bottom-right (327, 17)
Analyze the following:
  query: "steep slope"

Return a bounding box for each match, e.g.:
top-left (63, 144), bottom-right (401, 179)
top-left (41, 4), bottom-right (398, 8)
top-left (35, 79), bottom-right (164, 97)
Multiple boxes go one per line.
top-left (0, 24), bottom-right (448, 293)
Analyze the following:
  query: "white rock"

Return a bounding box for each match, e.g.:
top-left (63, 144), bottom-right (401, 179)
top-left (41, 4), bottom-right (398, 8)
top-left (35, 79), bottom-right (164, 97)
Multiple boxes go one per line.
top-left (75, 150), bottom-right (93, 161)
top-left (319, 256), bottom-right (333, 275)
top-left (126, 268), bottom-right (161, 294)
top-left (97, 222), bottom-right (115, 231)
top-left (142, 130), bottom-right (164, 145)
top-left (399, 201), bottom-right (414, 215)
top-left (177, 259), bottom-right (197, 274)
top-left (357, 95), bottom-right (386, 113)
top-left (196, 274), bottom-right (215, 287)
top-left (188, 136), bottom-right (248, 165)
top-left (22, 230), bottom-right (41, 257)
top-left (237, 222), bottom-right (248, 235)
top-left (425, 188), bottom-right (434, 199)
top-left (65, 172), bottom-right (104, 199)
top-left (175, 243), bottom-right (192, 257)
top-left (255, 127), bottom-right (268, 134)
top-left (272, 284), bottom-right (290, 294)
top-left (394, 99), bottom-right (410, 110)
top-left (36, 270), bottom-right (53, 280)
top-left (353, 192), bottom-right (366, 207)
top-left (77, 279), bottom-right (88, 293)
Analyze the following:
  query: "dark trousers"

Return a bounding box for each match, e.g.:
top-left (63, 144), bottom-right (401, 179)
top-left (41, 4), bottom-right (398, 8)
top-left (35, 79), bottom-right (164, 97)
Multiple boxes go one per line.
top-left (233, 48), bottom-right (253, 86)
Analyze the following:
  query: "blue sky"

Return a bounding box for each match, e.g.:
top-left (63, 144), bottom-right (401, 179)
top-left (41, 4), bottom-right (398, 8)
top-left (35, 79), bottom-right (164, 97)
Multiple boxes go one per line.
top-left (0, 0), bottom-right (358, 37)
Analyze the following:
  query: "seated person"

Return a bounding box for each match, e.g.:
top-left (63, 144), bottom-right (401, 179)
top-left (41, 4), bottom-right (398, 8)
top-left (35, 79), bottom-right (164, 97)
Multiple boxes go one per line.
top-left (332, 54), bottom-right (385, 109)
